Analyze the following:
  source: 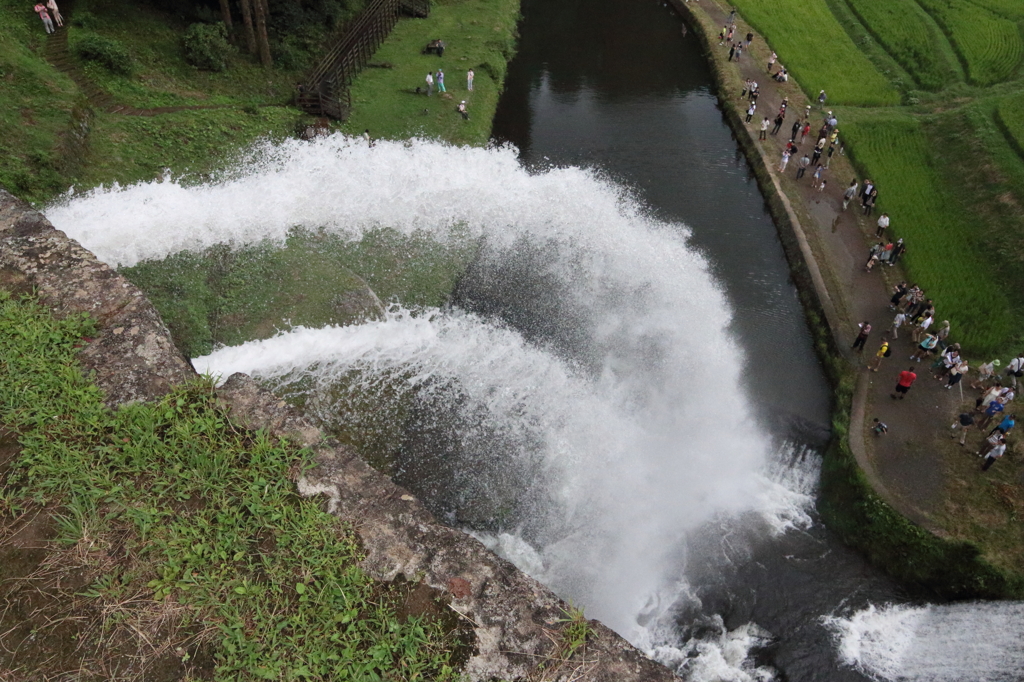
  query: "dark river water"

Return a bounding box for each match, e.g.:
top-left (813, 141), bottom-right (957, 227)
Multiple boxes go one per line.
top-left (491, 0), bottom-right (912, 679)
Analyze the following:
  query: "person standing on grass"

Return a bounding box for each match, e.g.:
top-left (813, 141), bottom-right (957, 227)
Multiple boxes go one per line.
top-left (745, 31), bottom-right (754, 47)
top-left (972, 359), bottom-right (1000, 389)
top-left (467, 69), bottom-right (474, 91)
top-left (842, 179), bottom-right (858, 211)
top-left (891, 367), bottom-right (917, 400)
top-left (947, 361), bottom-right (969, 392)
top-left (990, 414), bottom-right (1015, 437)
top-left (742, 79), bottom-right (752, 98)
top-left (425, 72), bottom-right (434, 96)
top-left (1006, 353), bottom-right (1024, 389)
top-left (980, 437), bottom-right (1006, 472)
top-left (818, 90), bottom-right (827, 108)
top-left (436, 70), bottom-right (446, 93)
top-left (778, 149), bottom-right (791, 172)
top-left (869, 337), bottom-right (891, 372)
top-left (760, 116), bottom-right (770, 140)
top-left (34, 3), bottom-right (54, 33)
top-left (977, 398), bottom-right (1005, 431)
top-left (875, 213), bottom-right (890, 238)
top-left (863, 188), bottom-right (878, 216)
top-left (457, 101), bottom-right (469, 120)
top-left (852, 321), bottom-right (871, 352)
top-left (950, 411), bottom-right (975, 445)
top-left (977, 382), bottom-right (1004, 411)
top-left (46, 0), bottom-right (62, 27)
top-left (767, 51), bottom-right (777, 72)
top-left (860, 178), bottom-right (874, 205)
top-left (796, 153), bottom-right (810, 179)
top-left (745, 102), bottom-right (756, 123)
top-left (889, 238), bottom-right (906, 266)
top-left (825, 141), bottom-right (837, 168)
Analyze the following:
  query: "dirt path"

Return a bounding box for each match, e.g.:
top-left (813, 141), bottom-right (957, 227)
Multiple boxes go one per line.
top-left (690, 0), bottom-right (964, 528)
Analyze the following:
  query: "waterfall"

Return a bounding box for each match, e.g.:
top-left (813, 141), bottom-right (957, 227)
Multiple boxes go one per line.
top-left (825, 602), bottom-right (1024, 681)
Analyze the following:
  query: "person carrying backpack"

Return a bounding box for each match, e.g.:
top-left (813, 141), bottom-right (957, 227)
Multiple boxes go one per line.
top-left (868, 336), bottom-right (891, 372)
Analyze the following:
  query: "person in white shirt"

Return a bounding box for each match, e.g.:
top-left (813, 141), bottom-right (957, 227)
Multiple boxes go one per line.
top-left (1006, 353), bottom-right (1024, 388)
top-left (425, 72), bottom-right (434, 96)
top-left (875, 213), bottom-right (890, 238)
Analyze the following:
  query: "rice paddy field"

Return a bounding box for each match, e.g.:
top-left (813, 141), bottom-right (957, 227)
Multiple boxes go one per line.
top-left (722, 0), bottom-right (1024, 355)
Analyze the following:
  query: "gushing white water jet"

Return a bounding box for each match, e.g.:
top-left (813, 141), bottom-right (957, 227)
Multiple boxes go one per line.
top-left (52, 135), bottom-right (814, 651)
top-left (825, 602), bottom-right (1024, 681)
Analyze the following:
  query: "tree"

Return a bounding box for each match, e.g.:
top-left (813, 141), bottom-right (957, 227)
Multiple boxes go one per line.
top-left (252, 0), bottom-right (272, 67)
top-left (238, 0), bottom-right (257, 54)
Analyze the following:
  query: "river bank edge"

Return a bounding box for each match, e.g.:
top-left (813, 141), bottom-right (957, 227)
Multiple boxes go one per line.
top-left (668, 0), bottom-right (1024, 600)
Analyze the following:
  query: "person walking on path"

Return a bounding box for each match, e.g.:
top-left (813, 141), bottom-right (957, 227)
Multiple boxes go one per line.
top-left (800, 123), bottom-right (810, 144)
top-left (425, 72), bottom-right (434, 96)
top-left (745, 31), bottom-right (754, 48)
top-left (759, 116), bottom-right (769, 140)
top-left (946, 360), bottom-right (968, 390)
top-left (811, 137), bottom-right (826, 166)
top-left (863, 188), bottom-right (878, 216)
top-left (467, 69), bottom-right (474, 91)
top-left (950, 412), bottom-right (975, 445)
top-left (436, 70), bottom-right (446, 93)
top-left (852, 321), bottom-right (871, 353)
top-left (790, 120), bottom-right (801, 142)
top-left (980, 436), bottom-right (1006, 471)
top-left (778, 149), bottom-right (791, 172)
top-left (771, 113), bottom-right (784, 136)
top-left (811, 164), bottom-right (825, 190)
top-left (891, 367), bottom-right (918, 400)
top-left (1006, 353), bottom-right (1024, 388)
top-left (868, 337), bottom-right (890, 372)
top-left (719, 25), bottom-right (728, 45)
top-left (46, 0), bottom-right (62, 27)
top-left (767, 51), bottom-right (777, 73)
top-left (875, 213), bottom-right (890, 238)
top-left (796, 153), bottom-right (810, 179)
top-left (34, 3), bottom-right (54, 33)
top-left (842, 179), bottom-right (858, 211)
top-left (728, 43), bottom-right (737, 61)
top-left (745, 102), bottom-right (756, 123)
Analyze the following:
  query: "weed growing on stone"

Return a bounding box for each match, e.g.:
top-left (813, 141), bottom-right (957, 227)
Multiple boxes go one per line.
top-left (0, 290), bottom-right (465, 679)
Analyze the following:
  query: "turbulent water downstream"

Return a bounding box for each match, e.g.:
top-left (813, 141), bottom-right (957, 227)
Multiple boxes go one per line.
top-left (44, 0), bottom-right (1024, 679)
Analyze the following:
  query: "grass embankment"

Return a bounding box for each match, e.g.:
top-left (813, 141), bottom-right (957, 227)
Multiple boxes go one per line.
top-left (122, 228), bottom-right (477, 358)
top-left (0, 291), bottom-right (469, 680)
top-left (342, 0), bottom-right (521, 145)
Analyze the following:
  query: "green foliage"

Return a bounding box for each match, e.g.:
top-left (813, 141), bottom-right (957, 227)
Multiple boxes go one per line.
top-left (0, 291), bottom-right (465, 679)
top-left (844, 0), bottom-right (960, 90)
top-left (183, 22), bottom-right (231, 72)
top-left (727, 0), bottom-right (901, 105)
top-left (121, 227), bottom-right (475, 358)
top-left (915, 0), bottom-right (1024, 85)
top-left (73, 33), bottom-right (134, 76)
top-left (996, 92), bottom-right (1024, 158)
top-left (838, 112), bottom-right (1014, 353)
top-left (342, 0), bottom-right (523, 145)
top-left (556, 605), bottom-right (592, 658)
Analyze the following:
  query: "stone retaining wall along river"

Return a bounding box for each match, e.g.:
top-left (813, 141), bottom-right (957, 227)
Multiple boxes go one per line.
top-left (0, 186), bottom-right (680, 681)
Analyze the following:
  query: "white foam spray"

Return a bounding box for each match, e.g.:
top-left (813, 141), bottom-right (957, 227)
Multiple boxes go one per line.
top-left (49, 135), bottom-right (822, 675)
top-left (825, 602), bottom-right (1024, 681)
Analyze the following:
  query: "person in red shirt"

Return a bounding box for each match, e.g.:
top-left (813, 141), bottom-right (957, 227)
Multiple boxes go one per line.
top-left (891, 367), bottom-right (917, 400)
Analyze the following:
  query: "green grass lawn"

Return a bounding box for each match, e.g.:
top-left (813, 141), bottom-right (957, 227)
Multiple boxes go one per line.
top-left (915, 0), bottom-right (1024, 86)
top-left (0, 0), bottom-right (80, 202)
top-left (727, 0), bottom-right (901, 106)
top-left (838, 109), bottom-right (1017, 353)
top-left (0, 292), bottom-right (468, 680)
top-left (342, 0), bottom-right (521, 145)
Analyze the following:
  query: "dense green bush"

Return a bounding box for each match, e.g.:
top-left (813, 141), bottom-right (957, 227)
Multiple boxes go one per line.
top-left (73, 34), bottom-right (133, 76)
top-left (182, 22), bottom-right (231, 71)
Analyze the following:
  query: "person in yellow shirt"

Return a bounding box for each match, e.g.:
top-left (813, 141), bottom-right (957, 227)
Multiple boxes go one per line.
top-left (868, 337), bottom-right (890, 372)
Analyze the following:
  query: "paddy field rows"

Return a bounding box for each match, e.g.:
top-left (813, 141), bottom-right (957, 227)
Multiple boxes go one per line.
top-left (728, 0), bottom-right (1024, 355)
